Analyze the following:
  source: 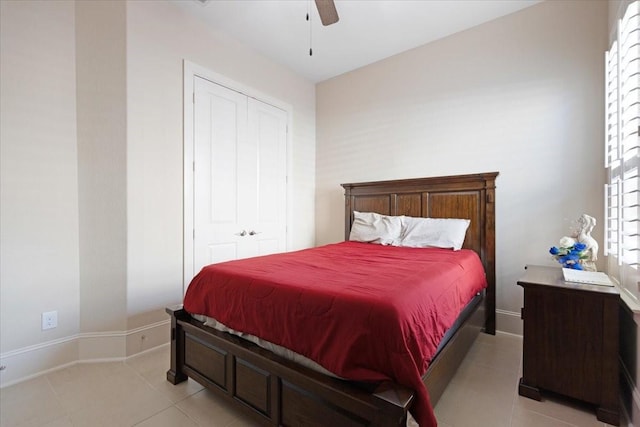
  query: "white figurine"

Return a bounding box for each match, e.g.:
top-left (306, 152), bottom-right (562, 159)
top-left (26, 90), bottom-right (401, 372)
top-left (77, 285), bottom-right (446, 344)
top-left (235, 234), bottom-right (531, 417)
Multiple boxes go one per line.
top-left (554, 214), bottom-right (599, 271)
top-left (575, 214), bottom-right (598, 262)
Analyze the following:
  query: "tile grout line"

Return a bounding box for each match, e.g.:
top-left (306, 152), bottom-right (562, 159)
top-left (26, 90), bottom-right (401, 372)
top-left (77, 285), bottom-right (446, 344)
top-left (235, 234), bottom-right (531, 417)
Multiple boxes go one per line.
top-left (124, 356), bottom-right (184, 426)
top-left (124, 350), bottom-right (204, 426)
top-left (174, 401), bottom-right (204, 427)
top-left (44, 369), bottom-right (74, 425)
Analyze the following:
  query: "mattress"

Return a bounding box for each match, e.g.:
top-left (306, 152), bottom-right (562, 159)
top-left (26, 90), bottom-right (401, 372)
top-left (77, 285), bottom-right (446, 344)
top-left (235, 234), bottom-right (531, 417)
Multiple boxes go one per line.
top-left (191, 312), bottom-right (340, 377)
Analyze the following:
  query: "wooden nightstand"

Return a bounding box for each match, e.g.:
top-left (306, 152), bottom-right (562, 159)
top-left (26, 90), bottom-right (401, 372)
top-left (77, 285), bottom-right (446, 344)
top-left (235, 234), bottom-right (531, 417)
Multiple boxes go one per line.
top-left (517, 265), bottom-right (620, 426)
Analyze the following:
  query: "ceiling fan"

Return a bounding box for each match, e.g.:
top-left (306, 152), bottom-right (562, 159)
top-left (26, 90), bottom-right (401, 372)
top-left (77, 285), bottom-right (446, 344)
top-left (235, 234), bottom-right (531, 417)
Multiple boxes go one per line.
top-left (306, 0), bottom-right (338, 55)
top-left (314, 0), bottom-right (339, 26)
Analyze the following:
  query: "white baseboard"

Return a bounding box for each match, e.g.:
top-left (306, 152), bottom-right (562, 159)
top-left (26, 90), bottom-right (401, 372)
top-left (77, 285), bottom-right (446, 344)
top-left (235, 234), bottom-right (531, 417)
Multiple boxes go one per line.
top-left (0, 337), bottom-right (79, 388)
top-left (126, 319), bottom-right (170, 356)
top-left (1, 310), bottom-right (523, 388)
top-left (496, 309), bottom-right (522, 335)
top-left (0, 319), bottom-right (170, 388)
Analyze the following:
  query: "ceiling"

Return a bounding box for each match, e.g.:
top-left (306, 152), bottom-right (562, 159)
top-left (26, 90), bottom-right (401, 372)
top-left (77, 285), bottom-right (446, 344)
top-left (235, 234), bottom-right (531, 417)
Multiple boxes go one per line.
top-left (171, 0), bottom-right (542, 83)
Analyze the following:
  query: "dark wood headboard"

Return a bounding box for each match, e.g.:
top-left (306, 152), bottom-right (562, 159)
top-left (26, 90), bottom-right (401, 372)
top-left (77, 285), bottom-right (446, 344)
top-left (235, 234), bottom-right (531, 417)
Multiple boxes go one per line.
top-left (341, 172), bottom-right (499, 333)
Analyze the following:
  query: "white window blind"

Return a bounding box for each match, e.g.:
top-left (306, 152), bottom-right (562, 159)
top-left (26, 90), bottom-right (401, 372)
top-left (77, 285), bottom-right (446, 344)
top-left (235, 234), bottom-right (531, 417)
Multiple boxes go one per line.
top-left (605, 1), bottom-right (640, 294)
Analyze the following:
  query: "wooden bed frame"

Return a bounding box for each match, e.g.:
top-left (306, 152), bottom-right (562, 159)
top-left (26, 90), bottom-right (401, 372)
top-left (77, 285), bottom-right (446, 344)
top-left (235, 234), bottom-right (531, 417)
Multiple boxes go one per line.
top-left (167, 171), bottom-right (498, 426)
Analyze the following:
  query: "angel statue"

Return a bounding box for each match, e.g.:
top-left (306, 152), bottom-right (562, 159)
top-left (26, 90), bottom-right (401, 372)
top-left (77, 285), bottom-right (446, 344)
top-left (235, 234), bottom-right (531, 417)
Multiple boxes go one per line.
top-left (550, 214), bottom-right (599, 271)
top-left (575, 214), bottom-right (598, 263)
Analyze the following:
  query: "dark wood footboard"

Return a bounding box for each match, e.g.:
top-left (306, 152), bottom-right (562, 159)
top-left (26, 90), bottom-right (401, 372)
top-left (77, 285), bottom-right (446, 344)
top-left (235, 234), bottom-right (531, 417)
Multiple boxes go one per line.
top-left (166, 305), bottom-right (414, 426)
top-left (166, 291), bottom-right (485, 426)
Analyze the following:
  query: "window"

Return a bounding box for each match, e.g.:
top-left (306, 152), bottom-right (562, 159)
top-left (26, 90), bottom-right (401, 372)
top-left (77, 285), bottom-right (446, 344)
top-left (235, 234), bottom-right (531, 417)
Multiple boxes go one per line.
top-left (605, 1), bottom-right (639, 297)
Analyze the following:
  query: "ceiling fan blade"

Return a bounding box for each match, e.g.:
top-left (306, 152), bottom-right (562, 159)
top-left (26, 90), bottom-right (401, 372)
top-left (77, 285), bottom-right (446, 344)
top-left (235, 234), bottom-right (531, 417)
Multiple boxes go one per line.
top-left (314, 0), bottom-right (339, 26)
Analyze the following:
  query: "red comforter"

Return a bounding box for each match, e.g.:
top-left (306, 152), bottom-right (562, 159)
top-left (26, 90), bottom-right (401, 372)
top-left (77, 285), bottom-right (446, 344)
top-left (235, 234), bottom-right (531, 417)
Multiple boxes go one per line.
top-left (184, 241), bottom-right (487, 426)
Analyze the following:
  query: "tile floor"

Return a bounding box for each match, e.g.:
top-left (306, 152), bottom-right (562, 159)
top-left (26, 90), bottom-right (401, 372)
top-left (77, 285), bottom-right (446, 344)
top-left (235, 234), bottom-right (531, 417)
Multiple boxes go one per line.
top-left (0, 332), bottom-right (622, 427)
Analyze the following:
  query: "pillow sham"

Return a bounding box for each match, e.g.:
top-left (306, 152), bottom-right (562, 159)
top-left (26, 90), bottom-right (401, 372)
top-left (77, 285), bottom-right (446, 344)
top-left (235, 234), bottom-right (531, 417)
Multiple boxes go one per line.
top-left (349, 211), bottom-right (403, 246)
top-left (400, 216), bottom-right (470, 250)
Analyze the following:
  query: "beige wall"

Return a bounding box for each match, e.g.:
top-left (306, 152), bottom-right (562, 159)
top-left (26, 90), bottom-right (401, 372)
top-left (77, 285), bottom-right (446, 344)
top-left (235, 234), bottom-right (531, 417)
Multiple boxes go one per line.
top-left (0, 0), bottom-right (316, 385)
top-left (76, 1), bottom-right (128, 336)
top-left (0, 0), bottom-right (80, 364)
top-left (316, 0), bottom-right (608, 334)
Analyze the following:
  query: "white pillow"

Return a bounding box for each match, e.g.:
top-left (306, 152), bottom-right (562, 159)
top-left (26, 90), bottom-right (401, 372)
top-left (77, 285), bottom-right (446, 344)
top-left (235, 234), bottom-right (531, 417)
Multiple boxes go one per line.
top-left (400, 216), bottom-right (470, 250)
top-left (349, 211), bottom-right (403, 245)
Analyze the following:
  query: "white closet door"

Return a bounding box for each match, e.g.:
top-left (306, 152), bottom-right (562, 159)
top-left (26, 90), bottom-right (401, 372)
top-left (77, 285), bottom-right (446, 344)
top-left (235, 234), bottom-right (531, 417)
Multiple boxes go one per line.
top-left (247, 98), bottom-right (288, 257)
top-left (193, 77), bottom-right (247, 268)
top-left (192, 76), bottom-right (287, 275)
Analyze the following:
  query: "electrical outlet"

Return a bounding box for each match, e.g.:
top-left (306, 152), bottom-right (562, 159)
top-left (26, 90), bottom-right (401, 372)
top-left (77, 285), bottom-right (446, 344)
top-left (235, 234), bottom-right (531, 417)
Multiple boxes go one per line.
top-left (42, 311), bottom-right (57, 330)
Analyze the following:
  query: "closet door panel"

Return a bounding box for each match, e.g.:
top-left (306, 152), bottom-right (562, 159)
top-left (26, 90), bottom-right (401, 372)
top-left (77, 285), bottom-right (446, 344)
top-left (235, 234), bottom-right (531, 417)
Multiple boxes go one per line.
top-left (194, 77), bottom-right (247, 268)
top-left (249, 98), bottom-right (288, 257)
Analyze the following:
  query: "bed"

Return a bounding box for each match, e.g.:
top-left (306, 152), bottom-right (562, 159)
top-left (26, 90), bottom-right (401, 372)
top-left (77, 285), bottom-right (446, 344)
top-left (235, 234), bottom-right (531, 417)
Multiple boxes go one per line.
top-left (166, 171), bottom-right (498, 426)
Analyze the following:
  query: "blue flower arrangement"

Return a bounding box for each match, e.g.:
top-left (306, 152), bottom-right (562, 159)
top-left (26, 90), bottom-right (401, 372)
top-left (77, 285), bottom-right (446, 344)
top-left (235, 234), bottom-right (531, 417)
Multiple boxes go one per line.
top-left (549, 242), bottom-right (588, 270)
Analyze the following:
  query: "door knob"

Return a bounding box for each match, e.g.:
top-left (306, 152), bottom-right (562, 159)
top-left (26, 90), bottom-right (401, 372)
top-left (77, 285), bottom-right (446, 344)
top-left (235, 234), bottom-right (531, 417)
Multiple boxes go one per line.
top-left (248, 230), bottom-right (260, 236)
top-left (236, 230), bottom-right (247, 236)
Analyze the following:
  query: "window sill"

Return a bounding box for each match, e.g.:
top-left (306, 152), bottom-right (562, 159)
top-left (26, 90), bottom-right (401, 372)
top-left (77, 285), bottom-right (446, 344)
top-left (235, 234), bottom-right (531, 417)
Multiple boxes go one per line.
top-left (619, 285), bottom-right (640, 320)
